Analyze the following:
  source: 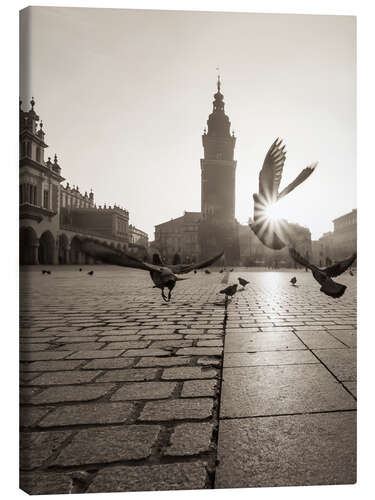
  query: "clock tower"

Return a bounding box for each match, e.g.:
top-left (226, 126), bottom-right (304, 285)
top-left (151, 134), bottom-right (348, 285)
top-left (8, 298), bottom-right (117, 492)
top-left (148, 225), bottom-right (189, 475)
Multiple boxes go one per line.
top-left (199, 77), bottom-right (240, 264)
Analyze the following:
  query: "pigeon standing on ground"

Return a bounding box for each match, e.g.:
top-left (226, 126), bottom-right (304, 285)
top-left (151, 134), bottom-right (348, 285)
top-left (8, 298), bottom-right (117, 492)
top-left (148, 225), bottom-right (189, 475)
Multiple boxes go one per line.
top-left (80, 239), bottom-right (224, 302)
top-left (219, 269), bottom-right (224, 273)
top-left (238, 277), bottom-right (249, 289)
top-left (229, 268), bottom-right (234, 272)
top-left (88, 270), bottom-right (94, 276)
top-left (205, 269), bottom-right (211, 274)
top-left (219, 284), bottom-right (238, 301)
top-left (290, 277), bottom-right (297, 286)
top-left (249, 138), bottom-right (317, 250)
top-left (79, 268), bottom-right (82, 272)
top-left (42, 270), bottom-right (51, 275)
top-left (349, 270), bottom-right (354, 276)
top-left (289, 248), bottom-right (356, 298)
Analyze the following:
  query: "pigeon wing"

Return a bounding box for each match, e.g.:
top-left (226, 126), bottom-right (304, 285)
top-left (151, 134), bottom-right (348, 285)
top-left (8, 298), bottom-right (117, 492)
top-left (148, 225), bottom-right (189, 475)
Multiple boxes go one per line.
top-left (80, 239), bottom-right (160, 272)
top-left (169, 251), bottom-right (224, 275)
top-left (249, 220), bottom-right (286, 250)
top-left (323, 253), bottom-right (357, 278)
top-left (277, 163), bottom-right (317, 200)
top-left (289, 248), bottom-right (316, 271)
top-left (258, 138), bottom-right (286, 201)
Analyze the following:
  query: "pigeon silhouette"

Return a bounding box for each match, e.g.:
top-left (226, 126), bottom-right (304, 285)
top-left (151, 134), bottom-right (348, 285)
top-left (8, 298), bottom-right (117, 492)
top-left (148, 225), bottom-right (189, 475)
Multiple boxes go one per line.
top-left (238, 277), bottom-right (249, 288)
top-left (229, 268), bottom-right (234, 272)
top-left (219, 269), bottom-right (224, 273)
top-left (249, 138), bottom-right (317, 250)
top-left (290, 277), bottom-right (297, 285)
top-left (205, 269), bottom-right (211, 274)
top-left (289, 248), bottom-right (356, 298)
top-left (349, 270), bottom-right (354, 276)
top-left (42, 270), bottom-right (51, 275)
top-left (88, 270), bottom-right (94, 276)
top-left (81, 239), bottom-right (224, 302)
top-left (219, 284), bottom-right (238, 300)
top-left (79, 268), bottom-right (82, 272)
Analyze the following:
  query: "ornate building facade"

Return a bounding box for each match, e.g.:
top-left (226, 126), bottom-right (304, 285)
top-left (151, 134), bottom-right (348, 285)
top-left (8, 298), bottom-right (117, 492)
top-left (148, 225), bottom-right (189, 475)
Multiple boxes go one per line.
top-left (19, 99), bottom-right (148, 265)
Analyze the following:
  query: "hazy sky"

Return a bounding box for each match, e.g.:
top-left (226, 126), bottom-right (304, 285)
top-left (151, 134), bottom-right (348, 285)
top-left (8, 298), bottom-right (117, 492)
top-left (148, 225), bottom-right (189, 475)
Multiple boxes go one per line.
top-left (20, 7), bottom-right (356, 240)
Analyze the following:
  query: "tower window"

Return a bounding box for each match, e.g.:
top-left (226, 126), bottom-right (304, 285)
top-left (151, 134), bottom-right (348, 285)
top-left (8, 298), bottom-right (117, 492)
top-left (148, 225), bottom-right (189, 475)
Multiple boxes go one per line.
top-left (36, 147), bottom-right (41, 162)
top-left (26, 142), bottom-right (31, 158)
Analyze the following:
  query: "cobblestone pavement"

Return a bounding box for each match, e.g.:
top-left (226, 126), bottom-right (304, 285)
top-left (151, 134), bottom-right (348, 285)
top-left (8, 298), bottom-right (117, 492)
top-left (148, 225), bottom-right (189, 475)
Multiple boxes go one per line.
top-left (19, 266), bottom-right (356, 494)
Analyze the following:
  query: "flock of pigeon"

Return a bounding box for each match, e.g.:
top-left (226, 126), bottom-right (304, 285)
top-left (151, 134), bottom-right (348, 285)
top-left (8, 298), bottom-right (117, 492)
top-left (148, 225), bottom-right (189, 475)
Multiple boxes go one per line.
top-left (42, 138), bottom-right (356, 302)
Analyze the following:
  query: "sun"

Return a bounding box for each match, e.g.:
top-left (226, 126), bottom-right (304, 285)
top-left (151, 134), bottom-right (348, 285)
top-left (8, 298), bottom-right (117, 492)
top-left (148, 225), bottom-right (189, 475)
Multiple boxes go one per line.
top-left (265, 202), bottom-right (280, 222)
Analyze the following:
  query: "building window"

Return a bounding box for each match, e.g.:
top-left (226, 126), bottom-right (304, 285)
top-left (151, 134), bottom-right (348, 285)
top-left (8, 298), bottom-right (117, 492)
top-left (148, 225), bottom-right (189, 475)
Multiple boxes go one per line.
top-left (36, 147), bottom-right (41, 162)
top-left (26, 142), bottom-right (31, 158)
top-left (21, 142), bottom-right (27, 157)
top-left (43, 190), bottom-right (49, 209)
top-left (20, 183), bottom-right (37, 205)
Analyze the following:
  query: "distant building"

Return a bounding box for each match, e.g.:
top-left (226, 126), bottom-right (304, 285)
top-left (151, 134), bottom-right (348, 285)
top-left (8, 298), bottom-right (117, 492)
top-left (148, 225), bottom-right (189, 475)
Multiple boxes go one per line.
top-left (19, 99), bottom-right (148, 265)
top-left (154, 212), bottom-right (201, 263)
top-left (239, 220), bottom-right (312, 267)
top-left (312, 209), bottom-right (357, 265)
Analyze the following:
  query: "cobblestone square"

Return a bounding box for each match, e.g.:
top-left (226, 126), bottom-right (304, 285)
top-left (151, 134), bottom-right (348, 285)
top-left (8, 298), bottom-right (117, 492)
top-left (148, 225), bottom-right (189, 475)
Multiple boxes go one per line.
top-left (19, 266), bottom-right (356, 494)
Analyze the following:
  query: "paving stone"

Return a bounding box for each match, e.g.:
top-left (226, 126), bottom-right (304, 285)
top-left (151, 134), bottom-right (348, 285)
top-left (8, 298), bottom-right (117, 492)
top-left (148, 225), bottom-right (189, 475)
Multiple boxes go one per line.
top-left (215, 412), bottom-right (356, 488)
top-left (20, 472), bottom-right (74, 495)
top-left (139, 398), bottom-right (214, 421)
top-left (151, 340), bottom-right (194, 348)
top-left (81, 357), bottom-right (134, 369)
top-left (53, 425), bottom-right (161, 466)
top-left (165, 422), bottom-right (214, 456)
top-left (313, 349), bottom-right (357, 381)
top-left (28, 370), bottom-right (99, 385)
top-left (20, 351), bottom-right (73, 361)
top-left (87, 462), bottom-right (208, 492)
top-left (181, 379), bottom-right (217, 397)
top-left (223, 350), bottom-right (318, 367)
top-left (295, 331), bottom-right (346, 349)
top-left (19, 343), bottom-right (50, 352)
top-left (142, 334), bottom-right (183, 340)
top-left (122, 348), bottom-right (172, 357)
top-left (98, 368), bottom-right (159, 382)
top-left (39, 402), bottom-right (134, 427)
top-left (224, 332), bottom-right (305, 352)
top-left (54, 336), bottom-right (98, 343)
top-left (162, 366), bottom-right (218, 380)
top-left (176, 347), bottom-right (223, 356)
top-left (30, 383), bottom-right (115, 404)
top-left (56, 342), bottom-right (106, 351)
top-left (20, 360), bottom-right (84, 372)
top-left (327, 329), bottom-right (357, 348)
top-left (343, 381), bottom-right (357, 398)
top-left (197, 357), bottom-right (221, 366)
top-left (20, 430), bottom-right (71, 469)
top-left (20, 407), bottom-right (51, 427)
top-left (103, 341), bottom-right (151, 349)
top-left (111, 381), bottom-right (176, 401)
top-left (20, 387), bottom-right (43, 404)
top-left (68, 350), bottom-right (125, 359)
top-left (136, 356), bottom-right (191, 367)
top-left (220, 364), bottom-right (356, 418)
top-left (197, 339), bottom-right (223, 347)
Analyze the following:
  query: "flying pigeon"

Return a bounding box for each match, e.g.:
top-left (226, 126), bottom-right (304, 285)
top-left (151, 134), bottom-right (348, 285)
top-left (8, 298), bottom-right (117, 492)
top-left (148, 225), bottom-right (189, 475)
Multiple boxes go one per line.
top-left (219, 283), bottom-right (238, 299)
top-left (289, 248), bottom-right (356, 298)
top-left (249, 138), bottom-right (317, 250)
top-left (80, 239), bottom-right (224, 302)
top-left (88, 270), bottom-right (94, 275)
top-left (290, 277), bottom-right (297, 285)
top-left (238, 277), bottom-right (249, 288)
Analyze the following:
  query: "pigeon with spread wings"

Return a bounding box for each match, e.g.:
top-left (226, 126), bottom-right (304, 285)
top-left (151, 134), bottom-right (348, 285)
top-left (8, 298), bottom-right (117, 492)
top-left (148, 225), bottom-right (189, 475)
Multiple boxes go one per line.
top-left (249, 138), bottom-right (317, 250)
top-left (289, 248), bottom-right (356, 298)
top-left (80, 239), bottom-right (224, 302)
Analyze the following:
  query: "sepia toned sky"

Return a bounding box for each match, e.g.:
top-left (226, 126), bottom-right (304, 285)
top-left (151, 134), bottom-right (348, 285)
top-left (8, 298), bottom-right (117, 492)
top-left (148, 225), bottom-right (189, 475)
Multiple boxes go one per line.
top-left (20, 7), bottom-right (356, 240)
